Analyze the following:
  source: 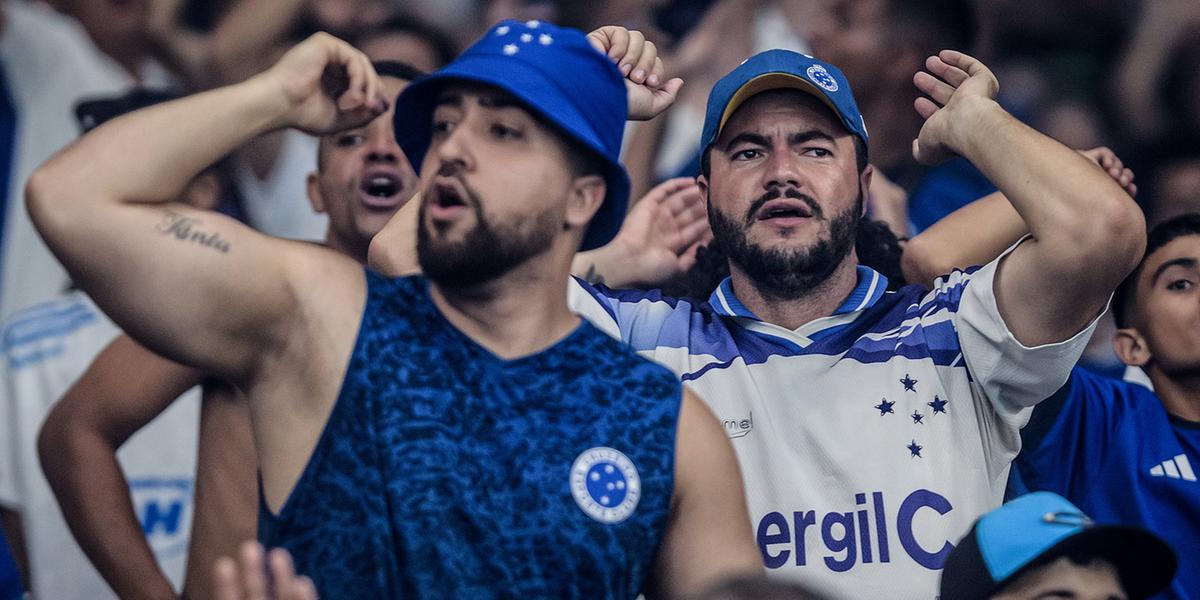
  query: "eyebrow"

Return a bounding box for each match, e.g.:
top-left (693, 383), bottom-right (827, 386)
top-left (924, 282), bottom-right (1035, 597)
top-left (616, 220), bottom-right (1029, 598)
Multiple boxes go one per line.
top-left (721, 129), bottom-right (837, 151)
top-left (1151, 257), bottom-right (1199, 284)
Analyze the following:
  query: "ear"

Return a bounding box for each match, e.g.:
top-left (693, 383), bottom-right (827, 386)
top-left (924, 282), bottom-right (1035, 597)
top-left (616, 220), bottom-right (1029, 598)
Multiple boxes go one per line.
top-left (1113, 327), bottom-right (1153, 367)
top-left (696, 173), bottom-right (709, 202)
top-left (182, 172), bottom-right (222, 211)
top-left (564, 174), bottom-right (606, 230)
top-left (306, 171), bottom-right (326, 215)
top-left (859, 164), bottom-right (874, 216)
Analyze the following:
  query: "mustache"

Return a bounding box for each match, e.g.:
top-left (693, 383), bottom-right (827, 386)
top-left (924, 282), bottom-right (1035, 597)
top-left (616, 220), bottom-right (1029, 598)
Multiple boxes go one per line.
top-left (428, 162), bottom-right (483, 209)
top-left (744, 187), bottom-right (823, 225)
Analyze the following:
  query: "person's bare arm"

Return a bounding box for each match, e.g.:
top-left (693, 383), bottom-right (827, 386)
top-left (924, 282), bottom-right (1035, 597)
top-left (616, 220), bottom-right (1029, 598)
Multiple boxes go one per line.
top-left (645, 389), bottom-right (762, 599)
top-left (26, 33), bottom-right (385, 381)
top-left (37, 335), bottom-right (204, 600)
top-left (902, 147), bottom-right (1138, 288)
top-left (912, 50), bottom-right (1145, 345)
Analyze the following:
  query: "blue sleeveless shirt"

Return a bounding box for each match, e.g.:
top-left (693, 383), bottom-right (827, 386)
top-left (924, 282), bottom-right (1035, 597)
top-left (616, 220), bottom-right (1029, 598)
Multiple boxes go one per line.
top-left (259, 272), bottom-right (682, 599)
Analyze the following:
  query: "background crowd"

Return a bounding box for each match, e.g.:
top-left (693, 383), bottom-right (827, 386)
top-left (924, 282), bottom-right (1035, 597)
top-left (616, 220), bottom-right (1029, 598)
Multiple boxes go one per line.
top-left (1, 0), bottom-right (1198, 598)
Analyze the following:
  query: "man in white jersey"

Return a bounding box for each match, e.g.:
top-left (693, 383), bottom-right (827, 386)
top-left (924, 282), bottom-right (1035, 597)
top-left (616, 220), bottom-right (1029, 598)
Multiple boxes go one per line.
top-left (564, 41), bottom-right (1146, 597)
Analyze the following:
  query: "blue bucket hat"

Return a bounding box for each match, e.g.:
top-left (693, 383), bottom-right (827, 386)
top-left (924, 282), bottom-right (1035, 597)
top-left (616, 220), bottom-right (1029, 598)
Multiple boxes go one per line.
top-left (940, 492), bottom-right (1177, 599)
top-left (393, 20), bottom-right (630, 251)
top-left (700, 49), bottom-right (868, 153)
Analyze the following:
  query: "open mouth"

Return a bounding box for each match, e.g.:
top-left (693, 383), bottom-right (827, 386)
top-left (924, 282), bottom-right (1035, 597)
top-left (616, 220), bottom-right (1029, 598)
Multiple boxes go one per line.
top-left (756, 199), bottom-right (813, 221)
top-left (433, 182), bottom-right (468, 208)
top-left (358, 171), bottom-right (406, 208)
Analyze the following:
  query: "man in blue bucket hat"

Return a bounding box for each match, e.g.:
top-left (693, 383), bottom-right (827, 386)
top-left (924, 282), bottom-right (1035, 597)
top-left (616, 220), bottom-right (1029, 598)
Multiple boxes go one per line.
top-left (26, 22), bottom-right (761, 599)
top-left (557, 34), bottom-right (1147, 599)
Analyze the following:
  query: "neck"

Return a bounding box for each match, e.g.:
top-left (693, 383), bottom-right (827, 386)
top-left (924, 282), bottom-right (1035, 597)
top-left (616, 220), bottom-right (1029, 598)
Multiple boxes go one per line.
top-left (428, 243), bottom-right (580, 360)
top-left (326, 231), bottom-right (370, 264)
top-left (729, 253), bottom-right (860, 330)
top-left (1146, 366), bottom-right (1200, 423)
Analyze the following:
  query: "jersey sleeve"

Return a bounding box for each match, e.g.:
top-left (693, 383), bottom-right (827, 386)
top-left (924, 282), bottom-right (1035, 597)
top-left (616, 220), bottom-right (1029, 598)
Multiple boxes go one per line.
top-left (567, 278), bottom-right (686, 349)
top-left (945, 239), bottom-right (1102, 421)
top-left (1011, 368), bottom-right (1123, 498)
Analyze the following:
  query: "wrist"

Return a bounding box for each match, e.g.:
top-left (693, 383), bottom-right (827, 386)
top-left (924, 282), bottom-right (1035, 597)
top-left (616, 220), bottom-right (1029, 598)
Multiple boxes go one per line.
top-left (946, 97), bottom-right (1007, 159)
top-left (236, 72), bottom-right (298, 134)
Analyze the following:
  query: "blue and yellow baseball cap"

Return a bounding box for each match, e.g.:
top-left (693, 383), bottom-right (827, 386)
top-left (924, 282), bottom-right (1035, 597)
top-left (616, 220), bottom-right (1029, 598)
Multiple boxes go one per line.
top-left (940, 492), bottom-right (1177, 599)
top-left (700, 49), bottom-right (868, 152)
top-left (393, 20), bottom-right (630, 251)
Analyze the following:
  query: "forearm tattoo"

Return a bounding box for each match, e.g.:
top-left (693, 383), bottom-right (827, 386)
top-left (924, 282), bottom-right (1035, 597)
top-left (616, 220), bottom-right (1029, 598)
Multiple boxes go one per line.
top-left (156, 211), bottom-right (231, 253)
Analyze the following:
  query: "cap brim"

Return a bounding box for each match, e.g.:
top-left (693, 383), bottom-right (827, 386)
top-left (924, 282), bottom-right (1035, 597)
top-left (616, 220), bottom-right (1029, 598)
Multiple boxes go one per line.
top-left (393, 55), bottom-right (630, 251)
top-left (716, 72), bottom-right (844, 141)
top-left (1001, 525), bottom-right (1178, 598)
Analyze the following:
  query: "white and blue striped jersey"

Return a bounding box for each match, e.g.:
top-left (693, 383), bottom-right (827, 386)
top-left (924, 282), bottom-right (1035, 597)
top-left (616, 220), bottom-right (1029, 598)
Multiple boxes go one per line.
top-left (568, 245), bottom-right (1097, 599)
top-left (0, 292), bottom-right (199, 599)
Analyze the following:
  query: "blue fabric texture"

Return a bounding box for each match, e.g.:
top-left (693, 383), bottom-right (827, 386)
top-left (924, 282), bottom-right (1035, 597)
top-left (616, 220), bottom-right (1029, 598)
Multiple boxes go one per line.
top-left (0, 527), bottom-right (20, 600)
top-left (260, 273), bottom-right (682, 599)
top-left (1013, 367), bottom-right (1200, 599)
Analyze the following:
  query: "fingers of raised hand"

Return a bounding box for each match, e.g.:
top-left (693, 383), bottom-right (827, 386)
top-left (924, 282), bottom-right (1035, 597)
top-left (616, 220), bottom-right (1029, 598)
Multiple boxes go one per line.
top-left (924, 54), bottom-right (970, 87)
top-left (913, 71), bottom-right (956, 106)
top-left (588, 26), bottom-right (629, 63)
top-left (269, 549), bottom-right (318, 600)
top-left (214, 557), bottom-right (241, 600)
top-left (913, 96), bottom-right (939, 120)
top-left (630, 41), bottom-right (659, 85)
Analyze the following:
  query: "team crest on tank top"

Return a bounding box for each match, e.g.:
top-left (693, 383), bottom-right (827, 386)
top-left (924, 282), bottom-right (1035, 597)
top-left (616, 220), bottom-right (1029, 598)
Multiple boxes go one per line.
top-left (570, 446), bottom-right (641, 524)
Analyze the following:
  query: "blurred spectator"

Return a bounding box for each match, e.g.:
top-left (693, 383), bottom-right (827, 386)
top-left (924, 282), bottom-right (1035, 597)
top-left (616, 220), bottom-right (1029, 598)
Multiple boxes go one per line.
top-left (1146, 157), bottom-right (1200, 226)
top-left (940, 492), bottom-right (1176, 600)
top-left (1112, 1), bottom-right (1200, 146)
top-left (0, 0), bottom-right (144, 324)
top-left (349, 14), bottom-right (457, 69)
top-left (0, 89), bottom-right (224, 599)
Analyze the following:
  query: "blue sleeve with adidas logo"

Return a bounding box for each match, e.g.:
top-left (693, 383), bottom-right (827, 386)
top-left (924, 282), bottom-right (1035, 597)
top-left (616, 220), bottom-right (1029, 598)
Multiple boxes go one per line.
top-left (1012, 366), bottom-right (1200, 599)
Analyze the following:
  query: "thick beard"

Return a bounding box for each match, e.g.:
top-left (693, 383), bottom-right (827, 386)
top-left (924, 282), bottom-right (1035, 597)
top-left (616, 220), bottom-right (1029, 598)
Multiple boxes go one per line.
top-left (709, 187), bottom-right (862, 300)
top-left (417, 190), bottom-right (558, 289)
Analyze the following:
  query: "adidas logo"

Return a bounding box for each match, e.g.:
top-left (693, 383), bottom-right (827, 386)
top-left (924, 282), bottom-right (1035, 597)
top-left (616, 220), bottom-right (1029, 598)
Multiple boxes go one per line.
top-left (1149, 454), bottom-right (1197, 482)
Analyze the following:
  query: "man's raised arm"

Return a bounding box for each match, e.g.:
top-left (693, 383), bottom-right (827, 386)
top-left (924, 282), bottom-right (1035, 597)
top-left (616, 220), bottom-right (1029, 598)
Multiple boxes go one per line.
top-left (912, 50), bottom-right (1145, 346)
top-left (25, 33), bottom-right (386, 380)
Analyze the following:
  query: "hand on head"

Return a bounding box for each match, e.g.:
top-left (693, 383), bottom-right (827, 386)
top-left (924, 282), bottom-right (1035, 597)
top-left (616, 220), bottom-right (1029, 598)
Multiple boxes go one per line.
top-left (260, 32), bottom-right (391, 136)
top-left (911, 49), bottom-right (1000, 165)
top-left (1078, 146), bottom-right (1138, 198)
top-left (214, 542), bottom-right (318, 600)
top-left (587, 26), bottom-right (684, 121)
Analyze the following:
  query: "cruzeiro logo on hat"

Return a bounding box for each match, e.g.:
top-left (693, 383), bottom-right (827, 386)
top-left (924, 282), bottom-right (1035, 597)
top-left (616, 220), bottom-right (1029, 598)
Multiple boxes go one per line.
top-left (806, 64), bottom-right (839, 92)
top-left (570, 446), bottom-right (641, 524)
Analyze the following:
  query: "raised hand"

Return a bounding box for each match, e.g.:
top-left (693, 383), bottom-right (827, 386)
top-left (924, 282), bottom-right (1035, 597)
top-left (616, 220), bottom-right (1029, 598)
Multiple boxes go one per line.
top-left (587, 26), bottom-right (684, 121)
top-left (214, 542), bottom-right (318, 600)
top-left (609, 177), bottom-right (712, 286)
top-left (1078, 146), bottom-right (1137, 198)
top-left (912, 50), bottom-right (1000, 166)
top-left (258, 32), bottom-right (388, 136)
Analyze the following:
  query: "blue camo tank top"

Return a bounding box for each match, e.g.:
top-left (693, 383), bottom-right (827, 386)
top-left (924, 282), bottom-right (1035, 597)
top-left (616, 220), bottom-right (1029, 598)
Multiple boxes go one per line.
top-left (259, 272), bottom-right (682, 599)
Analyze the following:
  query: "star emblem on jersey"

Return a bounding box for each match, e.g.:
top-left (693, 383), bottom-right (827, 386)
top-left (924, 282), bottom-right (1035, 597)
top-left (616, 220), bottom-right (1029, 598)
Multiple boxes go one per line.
top-left (911, 410), bottom-right (924, 424)
top-left (907, 440), bottom-right (923, 458)
top-left (570, 447), bottom-right (641, 524)
top-left (875, 398), bottom-right (895, 416)
top-left (928, 396), bottom-right (948, 414)
top-left (900, 374), bottom-right (918, 392)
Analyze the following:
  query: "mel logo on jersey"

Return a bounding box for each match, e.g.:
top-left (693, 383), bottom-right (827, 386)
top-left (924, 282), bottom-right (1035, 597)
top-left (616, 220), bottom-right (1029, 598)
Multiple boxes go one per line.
top-left (757, 489), bottom-right (954, 573)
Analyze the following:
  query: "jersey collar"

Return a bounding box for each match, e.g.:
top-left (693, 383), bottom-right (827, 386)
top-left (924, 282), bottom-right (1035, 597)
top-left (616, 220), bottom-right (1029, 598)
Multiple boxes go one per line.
top-left (708, 265), bottom-right (889, 322)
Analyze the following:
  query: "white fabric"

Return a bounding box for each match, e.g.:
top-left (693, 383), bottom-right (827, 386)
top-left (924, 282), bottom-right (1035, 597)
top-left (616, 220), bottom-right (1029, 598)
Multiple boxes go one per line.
top-left (0, 0), bottom-right (138, 323)
top-left (0, 292), bottom-right (199, 599)
top-left (232, 130), bottom-right (326, 241)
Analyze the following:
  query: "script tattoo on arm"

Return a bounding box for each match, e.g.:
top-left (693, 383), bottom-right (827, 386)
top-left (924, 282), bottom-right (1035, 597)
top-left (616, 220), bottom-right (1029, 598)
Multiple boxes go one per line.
top-left (155, 211), bottom-right (232, 253)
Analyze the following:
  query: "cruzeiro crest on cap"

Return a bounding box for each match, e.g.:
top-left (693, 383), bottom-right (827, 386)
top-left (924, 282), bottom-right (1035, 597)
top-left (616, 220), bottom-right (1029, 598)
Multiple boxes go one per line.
top-left (570, 446), bottom-right (641, 524)
top-left (806, 64), bottom-right (839, 92)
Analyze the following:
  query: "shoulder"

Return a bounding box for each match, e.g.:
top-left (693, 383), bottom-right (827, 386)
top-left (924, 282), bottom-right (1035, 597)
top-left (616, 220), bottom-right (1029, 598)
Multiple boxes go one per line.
top-left (572, 320), bottom-right (681, 389)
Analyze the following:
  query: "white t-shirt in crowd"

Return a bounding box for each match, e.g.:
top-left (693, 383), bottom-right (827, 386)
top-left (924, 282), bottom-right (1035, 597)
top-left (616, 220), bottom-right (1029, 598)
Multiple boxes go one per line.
top-left (0, 292), bottom-right (200, 599)
top-left (233, 129), bottom-right (326, 241)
